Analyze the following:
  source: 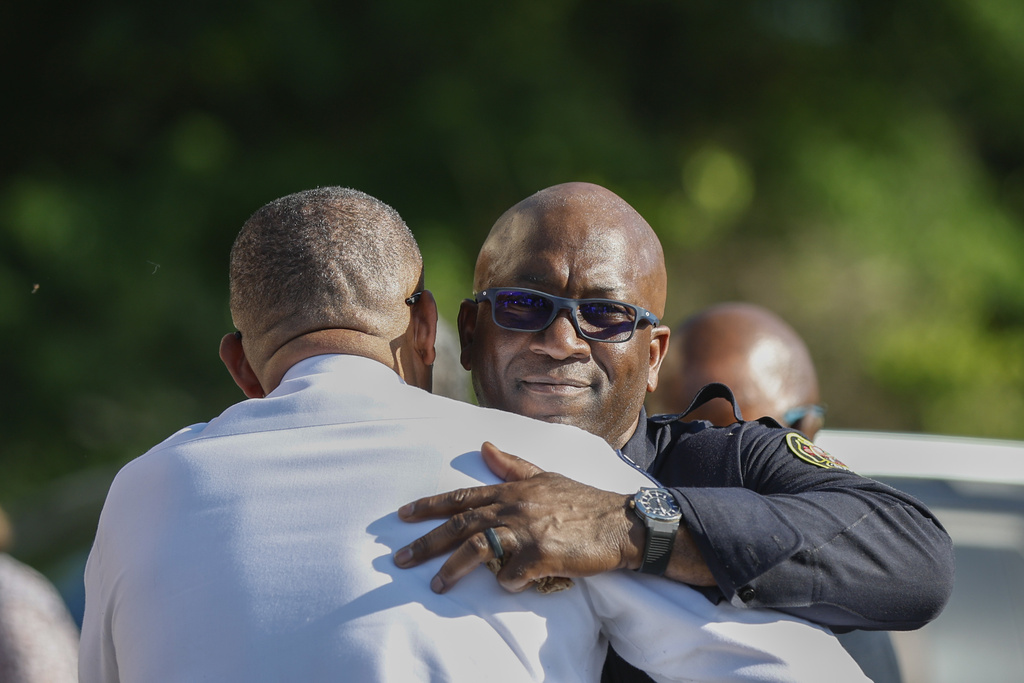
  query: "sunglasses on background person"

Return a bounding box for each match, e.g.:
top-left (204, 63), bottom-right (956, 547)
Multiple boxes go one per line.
top-left (474, 287), bottom-right (660, 343)
top-left (782, 404), bottom-right (827, 433)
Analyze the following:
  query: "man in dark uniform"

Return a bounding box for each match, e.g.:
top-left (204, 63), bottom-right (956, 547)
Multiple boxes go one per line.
top-left (393, 182), bottom-right (953, 672)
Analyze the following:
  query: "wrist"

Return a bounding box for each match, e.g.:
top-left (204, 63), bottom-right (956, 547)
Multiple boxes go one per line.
top-left (631, 487), bottom-right (682, 576)
top-left (623, 496), bottom-right (647, 571)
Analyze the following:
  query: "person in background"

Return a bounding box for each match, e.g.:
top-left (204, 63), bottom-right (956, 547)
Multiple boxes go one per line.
top-left (647, 302), bottom-right (824, 438)
top-left (80, 187), bottom-right (866, 683)
top-left (648, 301), bottom-right (903, 683)
top-left (0, 505), bottom-right (80, 683)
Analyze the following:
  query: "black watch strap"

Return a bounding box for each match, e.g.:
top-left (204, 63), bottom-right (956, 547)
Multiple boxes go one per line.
top-left (638, 519), bottom-right (678, 575)
top-left (633, 488), bottom-right (682, 576)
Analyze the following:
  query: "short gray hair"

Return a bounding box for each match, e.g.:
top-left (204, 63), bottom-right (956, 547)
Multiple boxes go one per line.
top-left (229, 187), bottom-right (421, 358)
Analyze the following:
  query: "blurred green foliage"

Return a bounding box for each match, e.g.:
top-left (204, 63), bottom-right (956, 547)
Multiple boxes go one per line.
top-left (3, 0), bottom-right (1024, 571)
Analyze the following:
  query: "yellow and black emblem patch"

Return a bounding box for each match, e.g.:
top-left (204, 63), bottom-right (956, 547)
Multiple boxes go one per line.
top-left (785, 432), bottom-right (850, 471)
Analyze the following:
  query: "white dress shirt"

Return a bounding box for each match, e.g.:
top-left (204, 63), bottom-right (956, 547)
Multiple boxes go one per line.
top-left (80, 354), bottom-right (867, 682)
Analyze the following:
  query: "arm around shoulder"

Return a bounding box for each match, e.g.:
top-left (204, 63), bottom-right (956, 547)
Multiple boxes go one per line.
top-left (656, 424), bottom-right (954, 630)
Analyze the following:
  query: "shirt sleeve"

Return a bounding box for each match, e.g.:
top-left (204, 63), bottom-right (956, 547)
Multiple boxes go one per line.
top-left (662, 421), bottom-right (954, 631)
top-left (79, 511), bottom-right (121, 683)
top-left (582, 570), bottom-right (870, 683)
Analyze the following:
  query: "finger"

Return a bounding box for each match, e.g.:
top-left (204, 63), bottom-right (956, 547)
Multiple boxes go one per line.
top-left (394, 509), bottom-right (494, 568)
top-left (494, 564), bottom-right (536, 594)
top-left (430, 531), bottom-right (504, 594)
top-left (397, 484), bottom-right (501, 521)
top-left (481, 441), bottom-right (545, 482)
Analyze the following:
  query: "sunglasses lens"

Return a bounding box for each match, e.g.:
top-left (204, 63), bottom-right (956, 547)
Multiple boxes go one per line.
top-left (491, 290), bottom-right (555, 331)
top-left (486, 289), bottom-right (641, 342)
top-left (577, 302), bottom-right (637, 341)
top-left (783, 405), bottom-right (826, 430)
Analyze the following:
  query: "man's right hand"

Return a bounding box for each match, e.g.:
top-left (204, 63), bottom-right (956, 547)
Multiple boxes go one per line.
top-left (393, 442), bottom-right (647, 593)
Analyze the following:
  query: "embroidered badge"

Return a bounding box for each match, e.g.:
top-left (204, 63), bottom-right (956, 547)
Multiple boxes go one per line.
top-left (785, 432), bottom-right (850, 470)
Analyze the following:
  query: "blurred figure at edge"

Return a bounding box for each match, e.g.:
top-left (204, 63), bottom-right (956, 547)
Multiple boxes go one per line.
top-left (0, 504), bottom-right (79, 682)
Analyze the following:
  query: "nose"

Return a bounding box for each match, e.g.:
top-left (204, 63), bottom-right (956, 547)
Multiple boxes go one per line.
top-left (528, 310), bottom-right (592, 360)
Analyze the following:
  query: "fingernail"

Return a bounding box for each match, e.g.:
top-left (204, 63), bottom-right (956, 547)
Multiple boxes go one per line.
top-left (398, 503), bottom-right (413, 517)
top-left (394, 548), bottom-right (412, 566)
top-left (431, 575), bottom-right (446, 594)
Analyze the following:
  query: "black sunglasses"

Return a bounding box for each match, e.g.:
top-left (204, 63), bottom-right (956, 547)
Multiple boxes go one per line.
top-left (474, 287), bottom-right (660, 343)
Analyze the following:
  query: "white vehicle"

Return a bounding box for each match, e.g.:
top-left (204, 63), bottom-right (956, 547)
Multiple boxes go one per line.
top-left (817, 430), bottom-right (1024, 683)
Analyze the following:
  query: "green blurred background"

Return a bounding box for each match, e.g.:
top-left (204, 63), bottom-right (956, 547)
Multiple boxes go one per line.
top-left (3, 0), bottom-right (1024, 613)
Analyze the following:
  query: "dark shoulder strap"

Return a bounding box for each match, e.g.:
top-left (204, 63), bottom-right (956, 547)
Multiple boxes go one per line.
top-left (680, 382), bottom-right (743, 422)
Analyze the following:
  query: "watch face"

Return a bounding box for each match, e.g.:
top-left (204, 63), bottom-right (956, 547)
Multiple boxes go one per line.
top-left (635, 488), bottom-right (682, 522)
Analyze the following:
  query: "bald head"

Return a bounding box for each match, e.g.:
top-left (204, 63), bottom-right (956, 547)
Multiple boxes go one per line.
top-left (651, 303), bottom-right (823, 438)
top-left (475, 182), bottom-right (667, 315)
top-left (462, 182), bottom-right (671, 449)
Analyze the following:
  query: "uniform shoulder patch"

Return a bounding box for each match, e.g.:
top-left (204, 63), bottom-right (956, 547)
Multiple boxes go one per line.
top-left (785, 432), bottom-right (850, 471)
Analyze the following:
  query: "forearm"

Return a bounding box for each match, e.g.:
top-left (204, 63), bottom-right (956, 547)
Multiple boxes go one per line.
top-left (617, 491), bottom-right (718, 587)
top-left (671, 485), bottom-right (954, 629)
top-left (662, 524), bottom-right (716, 586)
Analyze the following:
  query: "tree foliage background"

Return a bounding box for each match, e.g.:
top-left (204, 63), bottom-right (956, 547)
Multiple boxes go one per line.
top-left (4, 0), bottom-right (1024, 586)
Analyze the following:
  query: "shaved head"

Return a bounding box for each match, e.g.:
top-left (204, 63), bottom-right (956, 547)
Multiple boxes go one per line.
top-left (461, 182), bottom-right (671, 449)
top-left (651, 303), bottom-right (823, 438)
top-left (475, 182), bottom-right (667, 314)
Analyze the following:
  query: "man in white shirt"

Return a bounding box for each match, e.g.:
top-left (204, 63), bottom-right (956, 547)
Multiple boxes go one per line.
top-left (79, 187), bottom-right (867, 682)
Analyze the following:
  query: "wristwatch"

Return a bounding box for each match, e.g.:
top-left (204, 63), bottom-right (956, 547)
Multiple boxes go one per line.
top-left (632, 487), bottom-right (682, 576)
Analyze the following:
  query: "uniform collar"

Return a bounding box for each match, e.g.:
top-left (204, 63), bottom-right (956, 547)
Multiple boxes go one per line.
top-left (620, 406), bottom-right (658, 470)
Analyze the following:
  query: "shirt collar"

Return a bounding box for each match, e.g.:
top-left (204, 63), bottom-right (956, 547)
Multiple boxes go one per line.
top-left (278, 354), bottom-right (404, 387)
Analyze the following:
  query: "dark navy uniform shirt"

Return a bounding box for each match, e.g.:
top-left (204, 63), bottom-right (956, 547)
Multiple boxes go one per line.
top-left (621, 404), bottom-right (952, 629)
top-left (602, 386), bottom-right (953, 683)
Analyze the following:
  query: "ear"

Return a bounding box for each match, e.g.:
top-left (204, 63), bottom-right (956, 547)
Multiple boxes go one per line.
top-left (646, 325), bottom-right (671, 393)
top-left (409, 289), bottom-right (438, 369)
top-left (219, 333), bottom-right (266, 398)
top-left (456, 298), bottom-right (479, 371)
